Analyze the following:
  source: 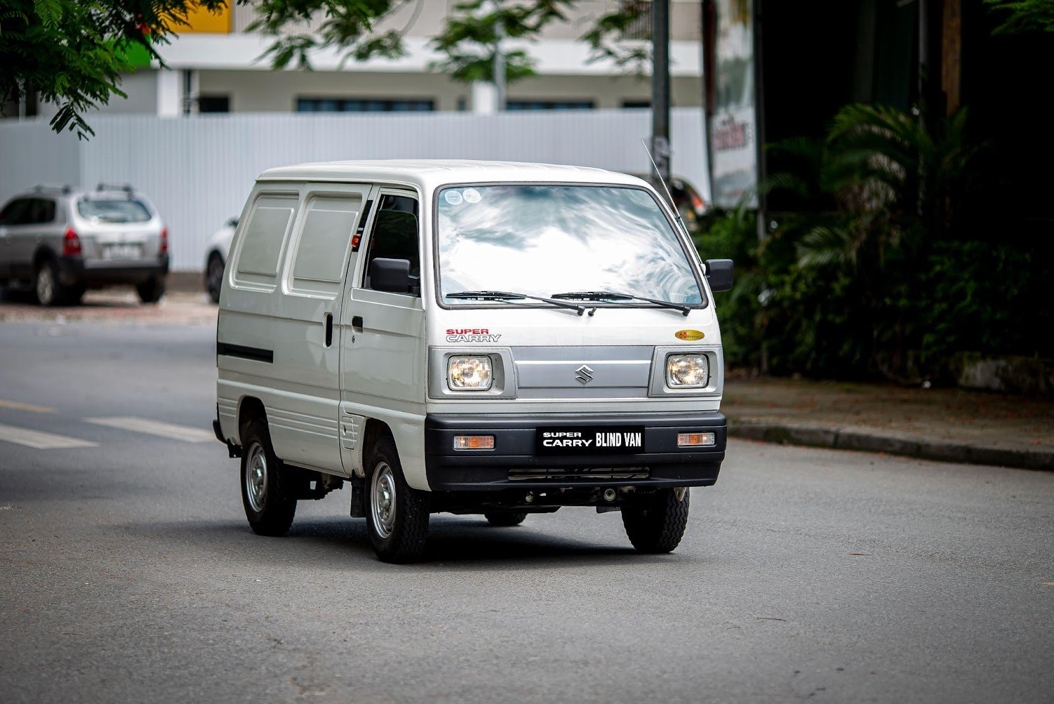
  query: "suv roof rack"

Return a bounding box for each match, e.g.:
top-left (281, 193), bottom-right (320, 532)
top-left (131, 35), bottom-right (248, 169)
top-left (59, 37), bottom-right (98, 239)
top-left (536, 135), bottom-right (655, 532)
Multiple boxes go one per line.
top-left (96, 183), bottom-right (135, 195)
top-left (32, 183), bottom-right (73, 195)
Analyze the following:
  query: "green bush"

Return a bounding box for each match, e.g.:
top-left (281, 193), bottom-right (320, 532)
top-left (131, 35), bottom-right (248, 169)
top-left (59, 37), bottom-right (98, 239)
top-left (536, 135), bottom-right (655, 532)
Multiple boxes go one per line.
top-left (691, 102), bottom-right (1053, 382)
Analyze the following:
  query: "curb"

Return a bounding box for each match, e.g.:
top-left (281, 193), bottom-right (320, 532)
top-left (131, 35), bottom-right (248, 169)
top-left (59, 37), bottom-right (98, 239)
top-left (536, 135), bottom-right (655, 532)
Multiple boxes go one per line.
top-left (168, 271), bottom-right (203, 293)
top-left (729, 422), bottom-right (1054, 472)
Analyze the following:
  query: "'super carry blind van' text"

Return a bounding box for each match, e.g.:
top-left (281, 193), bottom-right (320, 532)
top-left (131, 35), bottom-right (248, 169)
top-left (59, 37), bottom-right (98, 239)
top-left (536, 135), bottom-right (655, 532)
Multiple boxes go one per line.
top-left (213, 160), bottom-right (734, 563)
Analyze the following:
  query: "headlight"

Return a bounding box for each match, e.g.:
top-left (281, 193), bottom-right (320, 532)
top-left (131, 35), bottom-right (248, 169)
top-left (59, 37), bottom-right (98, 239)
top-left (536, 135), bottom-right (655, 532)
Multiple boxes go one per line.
top-left (666, 354), bottom-right (709, 388)
top-left (448, 356), bottom-right (493, 391)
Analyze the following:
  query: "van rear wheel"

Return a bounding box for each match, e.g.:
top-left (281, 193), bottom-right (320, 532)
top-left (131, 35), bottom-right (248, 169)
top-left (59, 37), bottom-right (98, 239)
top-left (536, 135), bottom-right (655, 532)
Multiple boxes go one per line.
top-left (484, 512), bottom-right (527, 527)
top-left (240, 419), bottom-right (297, 536)
top-left (621, 488), bottom-right (690, 554)
top-left (365, 436), bottom-right (429, 563)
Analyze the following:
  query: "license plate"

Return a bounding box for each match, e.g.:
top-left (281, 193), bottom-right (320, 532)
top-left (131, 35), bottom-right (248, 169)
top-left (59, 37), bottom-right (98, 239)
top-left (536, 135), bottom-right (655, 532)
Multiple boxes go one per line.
top-left (536, 426), bottom-right (645, 455)
top-left (103, 244), bottom-right (142, 260)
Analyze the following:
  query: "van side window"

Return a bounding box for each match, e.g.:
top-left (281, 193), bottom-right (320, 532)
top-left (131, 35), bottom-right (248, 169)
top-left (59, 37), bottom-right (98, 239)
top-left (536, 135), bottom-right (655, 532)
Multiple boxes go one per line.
top-left (234, 194), bottom-right (297, 287)
top-left (291, 195), bottom-right (362, 295)
top-left (363, 194), bottom-right (420, 293)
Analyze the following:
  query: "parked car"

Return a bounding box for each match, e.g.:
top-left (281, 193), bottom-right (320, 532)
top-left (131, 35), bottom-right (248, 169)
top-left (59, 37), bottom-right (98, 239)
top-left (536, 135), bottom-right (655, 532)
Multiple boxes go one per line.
top-left (0, 184), bottom-right (169, 305)
top-left (203, 217), bottom-right (238, 304)
top-left (630, 174), bottom-right (708, 231)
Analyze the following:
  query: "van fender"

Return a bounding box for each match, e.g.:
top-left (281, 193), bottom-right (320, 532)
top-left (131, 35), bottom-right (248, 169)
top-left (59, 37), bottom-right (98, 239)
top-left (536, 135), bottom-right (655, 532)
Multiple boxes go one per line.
top-left (342, 403), bottom-right (428, 491)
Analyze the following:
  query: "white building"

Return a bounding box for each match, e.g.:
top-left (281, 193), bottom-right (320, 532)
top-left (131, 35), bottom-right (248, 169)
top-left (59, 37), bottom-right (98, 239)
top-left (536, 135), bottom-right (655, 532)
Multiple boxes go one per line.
top-left (2, 2), bottom-right (715, 273)
top-left (31, 1), bottom-right (706, 119)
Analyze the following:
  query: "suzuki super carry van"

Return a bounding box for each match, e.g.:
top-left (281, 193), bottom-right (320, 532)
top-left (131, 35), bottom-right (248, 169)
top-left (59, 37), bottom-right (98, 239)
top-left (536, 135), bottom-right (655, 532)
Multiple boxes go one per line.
top-left (213, 160), bottom-right (733, 563)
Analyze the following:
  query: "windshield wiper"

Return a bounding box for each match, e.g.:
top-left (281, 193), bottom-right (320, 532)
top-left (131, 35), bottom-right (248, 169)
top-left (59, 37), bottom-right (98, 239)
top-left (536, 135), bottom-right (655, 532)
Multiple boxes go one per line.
top-left (447, 290), bottom-right (591, 316)
top-left (549, 291), bottom-right (692, 316)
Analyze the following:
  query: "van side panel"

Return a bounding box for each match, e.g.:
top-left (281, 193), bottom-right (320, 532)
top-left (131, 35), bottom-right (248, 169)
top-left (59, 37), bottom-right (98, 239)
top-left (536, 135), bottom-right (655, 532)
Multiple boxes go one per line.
top-left (269, 187), bottom-right (368, 474)
top-left (216, 188), bottom-right (296, 447)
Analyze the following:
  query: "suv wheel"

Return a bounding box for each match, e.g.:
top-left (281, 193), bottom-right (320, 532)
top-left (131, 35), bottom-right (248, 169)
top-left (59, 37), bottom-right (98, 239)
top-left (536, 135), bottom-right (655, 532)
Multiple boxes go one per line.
top-left (205, 253), bottom-right (224, 304)
top-left (136, 276), bottom-right (166, 304)
top-left (34, 260), bottom-right (67, 307)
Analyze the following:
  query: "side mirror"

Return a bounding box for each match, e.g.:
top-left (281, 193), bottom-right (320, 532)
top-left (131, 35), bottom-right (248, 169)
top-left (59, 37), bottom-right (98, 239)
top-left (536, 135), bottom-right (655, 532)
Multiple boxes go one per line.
top-left (704, 259), bottom-right (734, 292)
top-left (369, 257), bottom-right (412, 294)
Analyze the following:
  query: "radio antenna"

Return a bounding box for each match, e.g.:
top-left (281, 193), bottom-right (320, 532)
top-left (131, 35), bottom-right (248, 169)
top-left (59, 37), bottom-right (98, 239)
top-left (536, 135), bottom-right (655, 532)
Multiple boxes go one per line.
top-left (641, 139), bottom-right (688, 235)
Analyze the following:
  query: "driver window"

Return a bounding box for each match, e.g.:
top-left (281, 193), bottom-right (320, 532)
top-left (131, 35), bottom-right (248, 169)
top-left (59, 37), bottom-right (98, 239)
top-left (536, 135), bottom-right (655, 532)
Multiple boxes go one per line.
top-left (363, 194), bottom-right (420, 294)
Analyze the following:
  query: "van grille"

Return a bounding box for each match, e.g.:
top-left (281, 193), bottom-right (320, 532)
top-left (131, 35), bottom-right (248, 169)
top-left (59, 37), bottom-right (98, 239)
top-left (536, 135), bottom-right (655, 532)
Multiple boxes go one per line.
top-left (508, 467), bottom-right (650, 481)
top-left (512, 346), bottom-right (653, 400)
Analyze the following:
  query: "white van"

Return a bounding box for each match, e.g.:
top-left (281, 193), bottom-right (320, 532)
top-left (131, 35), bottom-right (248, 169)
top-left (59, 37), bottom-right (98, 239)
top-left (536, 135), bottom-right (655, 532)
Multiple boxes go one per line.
top-left (213, 160), bottom-right (733, 563)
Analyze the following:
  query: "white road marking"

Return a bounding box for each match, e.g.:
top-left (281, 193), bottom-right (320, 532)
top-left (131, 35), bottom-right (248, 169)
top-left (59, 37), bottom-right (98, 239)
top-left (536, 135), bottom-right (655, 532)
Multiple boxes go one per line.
top-left (0, 423), bottom-right (97, 449)
top-left (84, 417), bottom-right (215, 443)
top-left (0, 399), bottom-right (56, 413)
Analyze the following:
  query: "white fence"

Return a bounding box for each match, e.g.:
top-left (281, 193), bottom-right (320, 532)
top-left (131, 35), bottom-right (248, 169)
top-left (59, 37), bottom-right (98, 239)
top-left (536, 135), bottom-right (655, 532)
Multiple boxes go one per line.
top-left (0, 110), bottom-right (709, 272)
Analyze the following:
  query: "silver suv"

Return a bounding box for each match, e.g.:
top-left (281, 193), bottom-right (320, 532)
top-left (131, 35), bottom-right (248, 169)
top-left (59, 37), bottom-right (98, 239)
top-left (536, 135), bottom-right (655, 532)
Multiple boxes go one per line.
top-left (0, 184), bottom-right (169, 305)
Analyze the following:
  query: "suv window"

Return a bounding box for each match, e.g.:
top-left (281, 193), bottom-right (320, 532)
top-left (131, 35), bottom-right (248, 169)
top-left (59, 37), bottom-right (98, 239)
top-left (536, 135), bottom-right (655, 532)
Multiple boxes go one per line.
top-left (28, 198), bottom-right (57, 224)
top-left (0, 197), bottom-right (54, 225)
top-left (363, 194), bottom-right (420, 290)
top-left (77, 198), bottom-right (152, 224)
top-left (0, 198), bottom-right (29, 225)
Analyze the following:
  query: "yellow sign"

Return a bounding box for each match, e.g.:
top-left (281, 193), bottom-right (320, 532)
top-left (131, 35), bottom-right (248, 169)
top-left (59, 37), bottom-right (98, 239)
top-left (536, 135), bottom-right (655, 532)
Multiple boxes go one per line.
top-left (675, 330), bottom-right (705, 341)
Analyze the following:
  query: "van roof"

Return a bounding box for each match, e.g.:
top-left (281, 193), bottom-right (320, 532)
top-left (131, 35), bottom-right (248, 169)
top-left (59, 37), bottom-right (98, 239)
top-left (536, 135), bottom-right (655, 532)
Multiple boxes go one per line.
top-left (257, 159), bottom-right (649, 190)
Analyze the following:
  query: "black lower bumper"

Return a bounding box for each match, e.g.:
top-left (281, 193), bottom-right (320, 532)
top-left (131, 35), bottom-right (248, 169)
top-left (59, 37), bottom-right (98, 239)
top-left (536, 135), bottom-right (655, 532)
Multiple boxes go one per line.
top-left (425, 412), bottom-right (726, 491)
top-left (60, 255), bottom-right (169, 286)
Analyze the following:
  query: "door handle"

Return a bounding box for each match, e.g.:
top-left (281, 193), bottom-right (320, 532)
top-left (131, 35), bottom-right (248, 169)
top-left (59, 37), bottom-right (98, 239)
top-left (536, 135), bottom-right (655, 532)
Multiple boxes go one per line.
top-left (352, 315), bottom-right (364, 331)
top-left (324, 313), bottom-right (333, 347)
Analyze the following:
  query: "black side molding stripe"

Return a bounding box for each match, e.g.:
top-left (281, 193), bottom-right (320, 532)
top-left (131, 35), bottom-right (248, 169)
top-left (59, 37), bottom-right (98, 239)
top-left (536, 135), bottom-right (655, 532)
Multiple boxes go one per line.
top-left (217, 342), bottom-right (274, 364)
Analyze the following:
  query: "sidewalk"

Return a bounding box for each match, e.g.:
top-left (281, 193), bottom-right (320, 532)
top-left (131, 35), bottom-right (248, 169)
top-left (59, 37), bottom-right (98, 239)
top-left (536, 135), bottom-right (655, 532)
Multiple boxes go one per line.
top-left (723, 375), bottom-right (1054, 471)
top-left (2, 283), bottom-right (1051, 471)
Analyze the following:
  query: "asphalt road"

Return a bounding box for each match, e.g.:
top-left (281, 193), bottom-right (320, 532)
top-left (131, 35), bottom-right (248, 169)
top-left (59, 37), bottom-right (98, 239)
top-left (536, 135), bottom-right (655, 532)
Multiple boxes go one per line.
top-left (1, 321), bottom-right (1052, 703)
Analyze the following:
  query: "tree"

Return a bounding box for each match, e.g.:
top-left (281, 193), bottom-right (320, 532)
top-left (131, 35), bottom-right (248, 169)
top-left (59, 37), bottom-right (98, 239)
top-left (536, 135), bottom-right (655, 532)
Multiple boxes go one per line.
top-left (1, 0), bottom-right (231, 137)
top-left (1, 0), bottom-right (650, 139)
top-left (984, 0), bottom-right (1054, 33)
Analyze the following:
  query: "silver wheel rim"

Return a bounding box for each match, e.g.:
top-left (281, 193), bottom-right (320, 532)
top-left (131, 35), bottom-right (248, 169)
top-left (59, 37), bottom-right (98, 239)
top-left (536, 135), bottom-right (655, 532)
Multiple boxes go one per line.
top-left (36, 266), bottom-right (54, 304)
top-left (245, 442), bottom-right (268, 513)
top-left (370, 462), bottom-right (397, 539)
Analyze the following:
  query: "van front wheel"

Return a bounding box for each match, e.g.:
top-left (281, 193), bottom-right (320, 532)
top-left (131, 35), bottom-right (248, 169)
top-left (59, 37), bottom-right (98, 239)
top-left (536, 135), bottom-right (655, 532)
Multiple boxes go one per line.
top-left (366, 437), bottom-right (429, 563)
top-left (621, 488), bottom-right (690, 554)
top-left (240, 419), bottom-right (297, 536)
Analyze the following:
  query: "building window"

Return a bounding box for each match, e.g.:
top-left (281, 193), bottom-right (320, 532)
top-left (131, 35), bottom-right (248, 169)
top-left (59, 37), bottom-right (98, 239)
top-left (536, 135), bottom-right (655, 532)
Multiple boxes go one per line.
top-left (505, 100), bottom-right (595, 111)
top-left (198, 95), bottom-right (231, 113)
top-left (296, 98), bottom-right (435, 113)
top-left (621, 100), bottom-right (651, 109)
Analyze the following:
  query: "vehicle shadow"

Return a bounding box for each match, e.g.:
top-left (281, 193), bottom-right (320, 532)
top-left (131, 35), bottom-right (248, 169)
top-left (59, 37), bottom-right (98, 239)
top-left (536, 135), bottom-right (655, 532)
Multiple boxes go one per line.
top-left (116, 514), bottom-right (668, 571)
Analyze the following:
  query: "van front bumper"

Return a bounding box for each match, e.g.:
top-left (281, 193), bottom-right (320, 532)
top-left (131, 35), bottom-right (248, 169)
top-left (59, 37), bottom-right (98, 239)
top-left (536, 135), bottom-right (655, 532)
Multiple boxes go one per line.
top-left (425, 412), bottom-right (726, 491)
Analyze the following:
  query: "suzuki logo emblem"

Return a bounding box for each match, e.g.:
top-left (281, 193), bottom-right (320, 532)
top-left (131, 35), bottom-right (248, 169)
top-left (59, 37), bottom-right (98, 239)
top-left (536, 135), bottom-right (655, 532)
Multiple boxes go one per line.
top-left (575, 365), bottom-right (594, 385)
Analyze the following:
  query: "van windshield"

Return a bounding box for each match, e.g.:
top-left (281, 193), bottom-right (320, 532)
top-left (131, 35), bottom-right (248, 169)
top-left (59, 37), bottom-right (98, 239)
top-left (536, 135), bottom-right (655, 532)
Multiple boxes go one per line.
top-left (436, 185), bottom-right (703, 307)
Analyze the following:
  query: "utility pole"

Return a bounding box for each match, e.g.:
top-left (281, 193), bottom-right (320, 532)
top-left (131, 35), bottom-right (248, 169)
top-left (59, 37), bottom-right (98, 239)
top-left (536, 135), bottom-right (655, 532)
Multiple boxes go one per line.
top-left (494, 0), bottom-right (506, 111)
top-left (651, 0), bottom-right (671, 181)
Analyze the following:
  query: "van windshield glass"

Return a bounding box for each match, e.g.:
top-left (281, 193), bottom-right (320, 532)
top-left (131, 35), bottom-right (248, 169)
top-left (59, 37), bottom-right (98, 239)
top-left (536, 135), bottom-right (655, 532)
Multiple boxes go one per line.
top-left (436, 185), bottom-right (703, 307)
top-left (78, 198), bottom-right (152, 224)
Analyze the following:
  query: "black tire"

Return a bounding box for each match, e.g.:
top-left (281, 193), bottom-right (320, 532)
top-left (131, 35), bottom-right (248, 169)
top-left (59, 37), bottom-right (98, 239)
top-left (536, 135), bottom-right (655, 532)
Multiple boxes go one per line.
top-left (136, 276), bottom-right (166, 304)
top-left (205, 253), bottom-right (224, 304)
top-left (34, 259), bottom-right (67, 306)
top-left (66, 284), bottom-right (86, 306)
top-left (365, 436), bottom-right (429, 563)
top-left (484, 512), bottom-right (528, 527)
top-left (621, 488), bottom-right (690, 554)
top-left (240, 419), bottom-right (297, 537)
